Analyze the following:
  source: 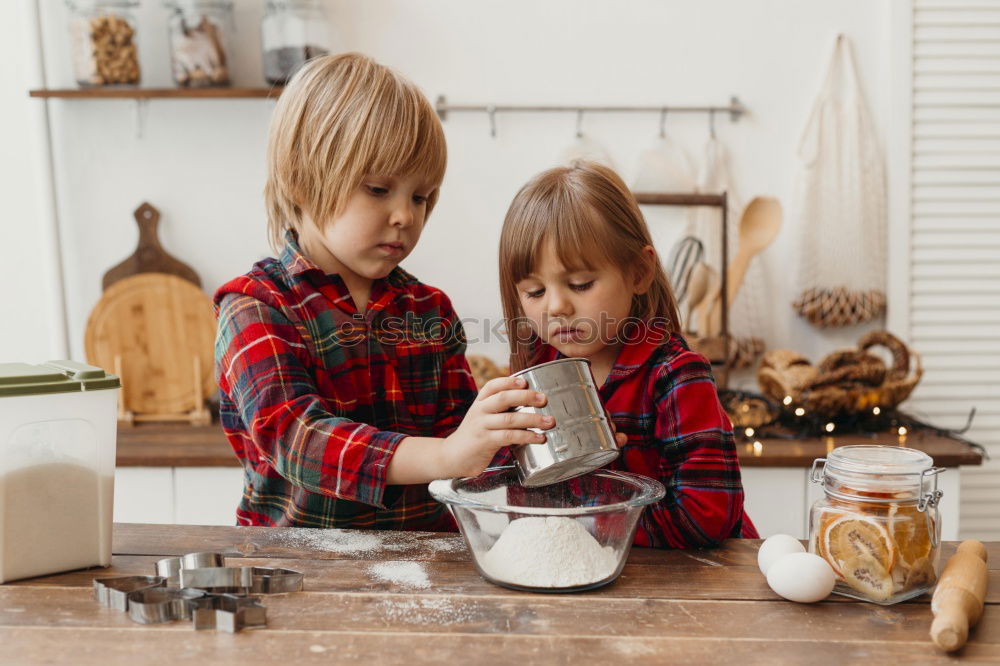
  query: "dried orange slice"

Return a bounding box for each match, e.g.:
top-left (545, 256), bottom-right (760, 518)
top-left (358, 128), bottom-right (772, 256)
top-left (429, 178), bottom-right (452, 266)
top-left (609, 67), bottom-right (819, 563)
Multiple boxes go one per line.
top-left (904, 556), bottom-right (937, 588)
top-left (819, 515), bottom-right (896, 576)
top-left (842, 554), bottom-right (894, 601)
top-left (889, 505), bottom-right (933, 570)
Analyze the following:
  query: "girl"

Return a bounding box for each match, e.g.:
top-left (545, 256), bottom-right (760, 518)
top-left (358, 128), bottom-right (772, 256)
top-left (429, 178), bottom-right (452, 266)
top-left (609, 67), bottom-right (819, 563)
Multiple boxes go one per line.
top-left (497, 161), bottom-right (758, 548)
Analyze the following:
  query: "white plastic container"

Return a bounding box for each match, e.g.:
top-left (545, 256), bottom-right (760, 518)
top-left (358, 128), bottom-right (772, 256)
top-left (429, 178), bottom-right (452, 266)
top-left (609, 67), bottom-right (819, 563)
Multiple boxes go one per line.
top-left (0, 361), bottom-right (120, 583)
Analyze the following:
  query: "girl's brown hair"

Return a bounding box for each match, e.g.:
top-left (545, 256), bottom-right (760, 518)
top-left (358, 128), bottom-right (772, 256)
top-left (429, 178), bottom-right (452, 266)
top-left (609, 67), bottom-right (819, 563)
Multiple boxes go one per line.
top-left (264, 52), bottom-right (447, 250)
top-left (499, 161), bottom-right (681, 372)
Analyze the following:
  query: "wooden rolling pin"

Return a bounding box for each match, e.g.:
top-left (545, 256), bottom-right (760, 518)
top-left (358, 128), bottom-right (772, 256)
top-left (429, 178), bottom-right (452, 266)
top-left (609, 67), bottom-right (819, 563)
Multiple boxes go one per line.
top-left (930, 540), bottom-right (989, 652)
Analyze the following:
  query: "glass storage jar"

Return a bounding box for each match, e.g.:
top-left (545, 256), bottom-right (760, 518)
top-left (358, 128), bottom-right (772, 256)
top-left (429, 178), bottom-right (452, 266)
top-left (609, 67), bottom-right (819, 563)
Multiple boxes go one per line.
top-left (808, 445), bottom-right (944, 605)
top-left (67, 0), bottom-right (141, 86)
top-left (260, 0), bottom-right (330, 85)
top-left (164, 1), bottom-right (233, 87)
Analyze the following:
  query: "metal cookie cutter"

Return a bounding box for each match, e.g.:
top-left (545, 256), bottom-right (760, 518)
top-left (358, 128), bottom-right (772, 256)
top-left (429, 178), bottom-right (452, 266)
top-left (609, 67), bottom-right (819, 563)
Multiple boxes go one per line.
top-left (127, 587), bottom-right (206, 625)
top-left (93, 576), bottom-right (166, 611)
top-left (173, 557), bottom-right (304, 595)
top-left (191, 594), bottom-right (267, 633)
top-left (156, 552), bottom-right (226, 581)
top-left (249, 567), bottom-right (305, 594)
top-left (180, 566), bottom-right (255, 592)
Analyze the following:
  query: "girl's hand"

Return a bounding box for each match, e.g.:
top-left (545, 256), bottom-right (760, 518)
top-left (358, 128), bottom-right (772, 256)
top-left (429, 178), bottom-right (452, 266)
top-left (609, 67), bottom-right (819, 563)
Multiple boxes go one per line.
top-left (441, 376), bottom-right (553, 478)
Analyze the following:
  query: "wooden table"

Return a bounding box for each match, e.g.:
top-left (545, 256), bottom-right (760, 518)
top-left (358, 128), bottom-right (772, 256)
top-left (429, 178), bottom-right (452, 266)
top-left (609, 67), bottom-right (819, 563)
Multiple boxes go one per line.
top-left (2, 524), bottom-right (997, 664)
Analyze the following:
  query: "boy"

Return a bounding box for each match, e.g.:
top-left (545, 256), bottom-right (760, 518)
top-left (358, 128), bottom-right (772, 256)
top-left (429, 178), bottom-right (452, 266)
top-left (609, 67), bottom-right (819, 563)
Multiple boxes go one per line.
top-left (214, 53), bottom-right (555, 529)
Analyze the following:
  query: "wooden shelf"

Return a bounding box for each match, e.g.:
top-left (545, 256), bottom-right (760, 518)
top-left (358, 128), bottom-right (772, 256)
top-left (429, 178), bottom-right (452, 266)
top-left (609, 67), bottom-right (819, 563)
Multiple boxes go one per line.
top-left (633, 192), bottom-right (726, 207)
top-left (29, 87), bottom-right (283, 99)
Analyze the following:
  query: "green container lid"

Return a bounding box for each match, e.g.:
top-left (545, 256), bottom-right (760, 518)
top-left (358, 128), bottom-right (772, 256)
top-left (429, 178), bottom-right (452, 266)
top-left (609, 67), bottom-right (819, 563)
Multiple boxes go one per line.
top-left (0, 361), bottom-right (121, 397)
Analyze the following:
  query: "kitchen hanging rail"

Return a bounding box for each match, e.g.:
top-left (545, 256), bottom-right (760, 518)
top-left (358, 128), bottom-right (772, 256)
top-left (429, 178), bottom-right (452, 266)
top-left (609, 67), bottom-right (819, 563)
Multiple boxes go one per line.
top-left (435, 95), bottom-right (746, 121)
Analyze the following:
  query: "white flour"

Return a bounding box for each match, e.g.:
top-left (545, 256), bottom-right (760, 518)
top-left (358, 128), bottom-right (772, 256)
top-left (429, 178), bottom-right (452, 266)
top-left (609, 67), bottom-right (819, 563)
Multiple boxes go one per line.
top-left (479, 516), bottom-right (619, 588)
top-left (270, 528), bottom-right (465, 558)
top-left (374, 597), bottom-right (482, 625)
top-left (0, 463), bottom-right (114, 583)
top-left (366, 561), bottom-right (431, 589)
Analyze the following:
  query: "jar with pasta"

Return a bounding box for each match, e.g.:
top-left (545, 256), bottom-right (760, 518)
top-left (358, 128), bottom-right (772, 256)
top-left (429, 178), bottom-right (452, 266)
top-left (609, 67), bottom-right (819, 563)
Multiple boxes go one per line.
top-left (67, 0), bottom-right (141, 87)
top-left (164, 1), bottom-right (233, 87)
top-left (808, 445), bottom-right (943, 604)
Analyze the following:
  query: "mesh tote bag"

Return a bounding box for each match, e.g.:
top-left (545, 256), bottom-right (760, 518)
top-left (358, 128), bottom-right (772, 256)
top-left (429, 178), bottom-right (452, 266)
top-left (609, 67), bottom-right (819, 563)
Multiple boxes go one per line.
top-left (792, 34), bottom-right (887, 328)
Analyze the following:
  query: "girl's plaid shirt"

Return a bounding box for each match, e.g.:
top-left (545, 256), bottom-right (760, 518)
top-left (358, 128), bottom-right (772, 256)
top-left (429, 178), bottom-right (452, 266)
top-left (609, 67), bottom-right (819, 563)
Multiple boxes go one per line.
top-left (495, 325), bottom-right (759, 548)
top-left (214, 232), bottom-right (475, 529)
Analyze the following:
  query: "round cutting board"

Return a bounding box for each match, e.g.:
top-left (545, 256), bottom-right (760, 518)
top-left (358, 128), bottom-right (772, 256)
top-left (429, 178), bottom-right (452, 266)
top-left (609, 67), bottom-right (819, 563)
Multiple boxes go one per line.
top-left (85, 272), bottom-right (217, 415)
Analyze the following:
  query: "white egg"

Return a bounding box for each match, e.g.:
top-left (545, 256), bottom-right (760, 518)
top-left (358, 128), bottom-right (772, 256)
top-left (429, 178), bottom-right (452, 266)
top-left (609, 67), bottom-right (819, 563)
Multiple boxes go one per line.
top-left (757, 534), bottom-right (806, 575)
top-left (765, 552), bottom-right (836, 603)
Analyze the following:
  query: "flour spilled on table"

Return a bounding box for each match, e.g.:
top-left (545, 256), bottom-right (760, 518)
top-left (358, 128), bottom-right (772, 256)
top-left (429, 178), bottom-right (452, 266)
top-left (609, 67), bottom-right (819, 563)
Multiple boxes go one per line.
top-left (480, 516), bottom-right (618, 588)
top-left (269, 527), bottom-right (466, 558)
top-left (374, 596), bottom-right (483, 625)
top-left (366, 561), bottom-right (431, 589)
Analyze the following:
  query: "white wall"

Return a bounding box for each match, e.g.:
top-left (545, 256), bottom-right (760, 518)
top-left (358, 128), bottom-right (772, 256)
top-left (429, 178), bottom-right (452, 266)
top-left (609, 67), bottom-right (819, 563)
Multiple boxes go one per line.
top-left (1, 1), bottom-right (64, 362)
top-left (5, 0), bottom-right (893, 382)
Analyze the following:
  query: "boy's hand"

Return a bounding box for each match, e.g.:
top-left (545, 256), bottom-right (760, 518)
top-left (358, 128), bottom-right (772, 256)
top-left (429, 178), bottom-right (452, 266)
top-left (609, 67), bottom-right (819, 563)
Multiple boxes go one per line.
top-left (441, 376), bottom-right (553, 478)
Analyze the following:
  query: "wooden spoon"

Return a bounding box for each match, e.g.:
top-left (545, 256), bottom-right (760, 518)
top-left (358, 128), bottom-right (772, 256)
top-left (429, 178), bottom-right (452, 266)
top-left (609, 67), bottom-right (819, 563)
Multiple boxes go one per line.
top-left (683, 262), bottom-right (710, 333)
top-left (726, 196), bottom-right (782, 305)
top-left (703, 197), bottom-right (783, 336)
top-left (694, 265), bottom-right (720, 337)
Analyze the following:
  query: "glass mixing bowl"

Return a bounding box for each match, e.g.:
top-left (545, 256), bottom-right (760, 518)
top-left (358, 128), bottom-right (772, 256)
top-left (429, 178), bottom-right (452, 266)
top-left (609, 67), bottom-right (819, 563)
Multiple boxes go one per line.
top-left (428, 466), bottom-right (665, 592)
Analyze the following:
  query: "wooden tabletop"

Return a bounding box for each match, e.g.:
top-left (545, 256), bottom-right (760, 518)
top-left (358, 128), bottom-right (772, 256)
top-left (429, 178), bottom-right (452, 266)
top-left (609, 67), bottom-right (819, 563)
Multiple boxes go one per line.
top-left (117, 423), bottom-right (984, 468)
top-left (2, 524), bottom-right (997, 664)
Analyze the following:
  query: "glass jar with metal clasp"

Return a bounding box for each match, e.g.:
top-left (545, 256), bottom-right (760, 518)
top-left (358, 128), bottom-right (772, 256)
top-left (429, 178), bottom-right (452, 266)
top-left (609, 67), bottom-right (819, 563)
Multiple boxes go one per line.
top-left (807, 445), bottom-right (944, 604)
top-left (66, 0), bottom-right (141, 86)
top-left (164, 0), bottom-right (234, 87)
top-left (260, 0), bottom-right (331, 85)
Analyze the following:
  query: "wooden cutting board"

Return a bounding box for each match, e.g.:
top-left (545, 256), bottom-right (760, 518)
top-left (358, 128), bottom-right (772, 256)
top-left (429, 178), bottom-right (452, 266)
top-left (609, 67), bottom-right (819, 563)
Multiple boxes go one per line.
top-left (102, 203), bottom-right (201, 291)
top-left (85, 273), bottom-right (216, 417)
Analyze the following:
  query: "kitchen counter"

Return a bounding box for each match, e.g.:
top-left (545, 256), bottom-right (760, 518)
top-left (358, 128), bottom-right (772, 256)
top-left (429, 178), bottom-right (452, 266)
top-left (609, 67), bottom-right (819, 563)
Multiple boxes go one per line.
top-left (113, 425), bottom-right (982, 538)
top-left (116, 423), bottom-right (983, 468)
top-left (2, 524), bottom-right (998, 663)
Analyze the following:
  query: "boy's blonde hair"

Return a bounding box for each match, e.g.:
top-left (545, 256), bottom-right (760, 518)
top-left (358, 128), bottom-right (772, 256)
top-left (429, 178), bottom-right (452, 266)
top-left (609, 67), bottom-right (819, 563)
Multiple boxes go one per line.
top-left (264, 52), bottom-right (447, 250)
top-left (499, 161), bottom-right (682, 372)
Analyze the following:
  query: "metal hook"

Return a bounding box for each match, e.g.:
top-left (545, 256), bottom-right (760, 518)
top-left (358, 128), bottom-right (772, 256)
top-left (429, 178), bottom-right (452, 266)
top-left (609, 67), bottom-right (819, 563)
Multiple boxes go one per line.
top-left (658, 107), bottom-right (667, 139)
top-left (708, 109), bottom-right (716, 139)
top-left (487, 105), bottom-right (497, 139)
top-left (134, 99), bottom-right (149, 140)
top-left (575, 109), bottom-right (584, 139)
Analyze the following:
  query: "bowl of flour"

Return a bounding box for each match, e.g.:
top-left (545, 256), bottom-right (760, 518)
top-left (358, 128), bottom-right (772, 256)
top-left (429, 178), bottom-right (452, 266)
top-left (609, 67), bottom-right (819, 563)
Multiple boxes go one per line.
top-left (428, 467), bottom-right (665, 592)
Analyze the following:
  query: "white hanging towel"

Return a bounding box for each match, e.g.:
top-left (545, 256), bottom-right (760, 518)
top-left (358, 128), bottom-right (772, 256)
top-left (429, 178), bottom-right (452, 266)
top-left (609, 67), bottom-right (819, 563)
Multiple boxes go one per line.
top-left (792, 34), bottom-right (887, 328)
top-left (632, 135), bottom-right (697, 193)
top-left (691, 134), bottom-right (743, 270)
top-left (560, 136), bottom-right (616, 169)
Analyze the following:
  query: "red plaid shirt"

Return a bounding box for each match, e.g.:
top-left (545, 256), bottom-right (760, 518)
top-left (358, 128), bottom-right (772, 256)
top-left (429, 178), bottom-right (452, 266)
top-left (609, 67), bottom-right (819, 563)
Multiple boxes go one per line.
top-left (214, 231), bottom-right (475, 529)
top-left (496, 325), bottom-right (758, 548)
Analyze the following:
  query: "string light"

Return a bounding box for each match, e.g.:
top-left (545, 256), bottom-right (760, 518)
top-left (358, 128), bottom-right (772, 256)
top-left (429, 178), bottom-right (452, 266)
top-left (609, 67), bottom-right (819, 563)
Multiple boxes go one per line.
top-left (720, 389), bottom-right (953, 444)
